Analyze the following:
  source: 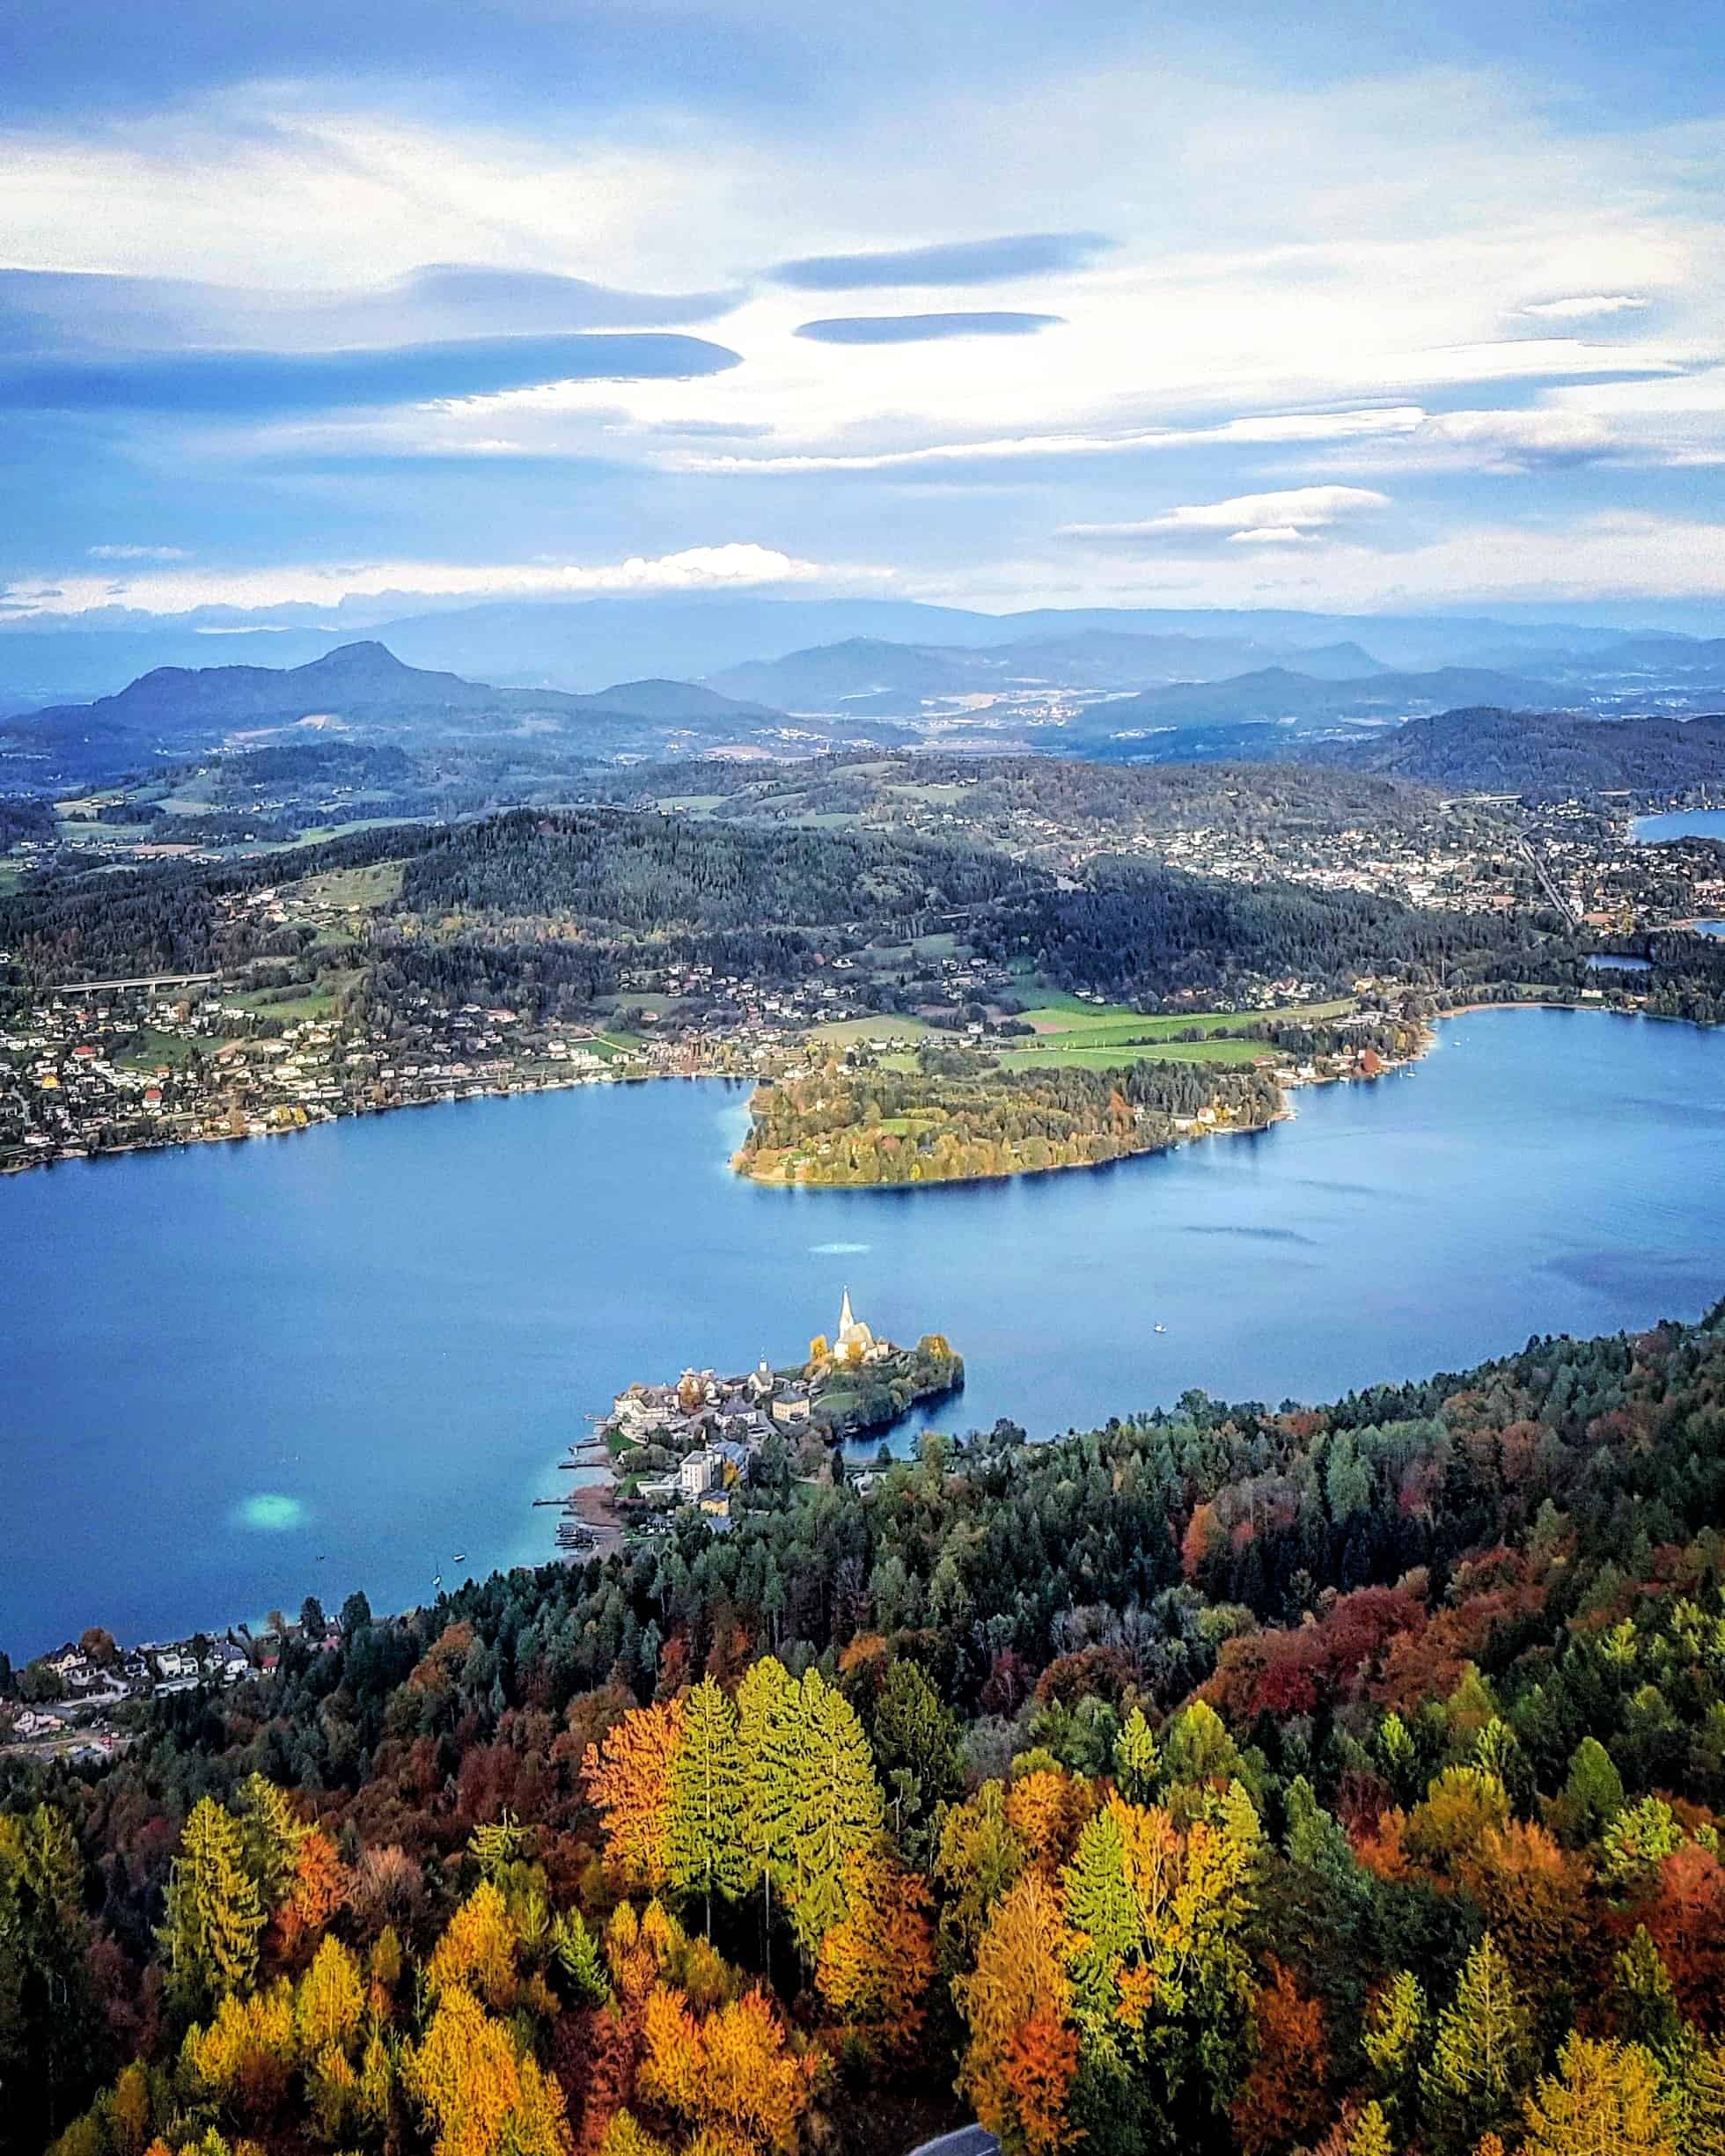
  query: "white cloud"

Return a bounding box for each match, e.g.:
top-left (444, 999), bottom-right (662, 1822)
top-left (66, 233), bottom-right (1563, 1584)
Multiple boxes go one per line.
top-left (1062, 486), bottom-right (1391, 543)
top-left (1520, 294), bottom-right (1648, 319)
top-left (925, 511), bottom-right (1725, 612)
top-left (2, 543), bottom-right (877, 620)
top-left (650, 406), bottom-right (1428, 475)
top-left (5, 38), bottom-right (1725, 612)
top-left (86, 543), bottom-right (192, 561)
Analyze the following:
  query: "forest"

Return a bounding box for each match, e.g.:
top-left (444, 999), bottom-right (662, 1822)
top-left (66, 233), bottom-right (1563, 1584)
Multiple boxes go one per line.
top-left (735, 1055), bottom-right (1285, 1184)
top-left (7, 1303), bottom-right (1725, 2156)
top-left (974, 860), bottom-right (1579, 1006)
top-left (1330, 709), bottom-right (1725, 798)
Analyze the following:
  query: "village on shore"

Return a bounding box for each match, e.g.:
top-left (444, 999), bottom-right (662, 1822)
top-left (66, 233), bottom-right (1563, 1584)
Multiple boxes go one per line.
top-left (544, 1292), bottom-right (964, 1556)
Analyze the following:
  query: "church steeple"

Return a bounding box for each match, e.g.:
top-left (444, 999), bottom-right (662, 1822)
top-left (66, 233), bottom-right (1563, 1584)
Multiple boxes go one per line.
top-left (839, 1286), bottom-right (855, 1338)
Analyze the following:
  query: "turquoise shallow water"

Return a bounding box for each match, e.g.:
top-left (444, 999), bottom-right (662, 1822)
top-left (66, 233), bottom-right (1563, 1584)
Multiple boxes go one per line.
top-left (1633, 809), bottom-right (1725, 844)
top-left (3, 1008), bottom-right (1723, 1655)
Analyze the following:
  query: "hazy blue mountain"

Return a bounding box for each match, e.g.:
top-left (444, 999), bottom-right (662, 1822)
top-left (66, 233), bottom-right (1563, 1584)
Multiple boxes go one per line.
top-left (0, 642), bottom-right (788, 785)
top-left (4, 597), bottom-right (1714, 708)
top-left (1079, 664), bottom-right (1554, 735)
top-left (709, 636), bottom-right (1002, 708)
top-left (1323, 705), bottom-right (1725, 795)
top-left (564, 676), bottom-right (780, 722)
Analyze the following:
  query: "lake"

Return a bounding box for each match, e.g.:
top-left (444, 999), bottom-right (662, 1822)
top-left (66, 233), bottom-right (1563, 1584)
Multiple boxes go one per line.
top-left (1633, 809), bottom-right (1725, 844)
top-left (4, 1008), bottom-right (1724, 1656)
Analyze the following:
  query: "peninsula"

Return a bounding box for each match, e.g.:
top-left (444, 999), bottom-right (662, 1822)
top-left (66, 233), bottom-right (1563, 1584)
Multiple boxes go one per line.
top-left (733, 1052), bottom-right (1290, 1186)
top-left (553, 1293), bottom-right (964, 1545)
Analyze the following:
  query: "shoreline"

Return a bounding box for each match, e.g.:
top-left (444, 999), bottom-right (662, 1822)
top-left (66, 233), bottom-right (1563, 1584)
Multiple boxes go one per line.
top-left (0, 986), bottom-right (1669, 1189)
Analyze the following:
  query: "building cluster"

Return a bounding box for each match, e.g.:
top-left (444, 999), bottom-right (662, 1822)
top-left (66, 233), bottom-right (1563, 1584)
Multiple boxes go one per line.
top-left (0, 1629), bottom-right (257, 1764)
top-left (606, 1358), bottom-right (807, 1526)
top-left (598, 1293), bottom-right (892, 1526)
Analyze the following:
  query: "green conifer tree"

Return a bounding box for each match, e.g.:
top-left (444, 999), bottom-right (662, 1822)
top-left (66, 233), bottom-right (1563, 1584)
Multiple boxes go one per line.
top-left (161, 1797), bottom-right (265, 2012)
top-left (1112, 1706), bottom-right (1161, 1805)
top-left (667, 1676), bottom-right (747, 1933)
top-left (1349, 2099), bottom-right (1395, 2156)
top-left (770, 1667), bottom-right (885, 1960)
top-left (1424, 1932), bottom-right (1534, 2154)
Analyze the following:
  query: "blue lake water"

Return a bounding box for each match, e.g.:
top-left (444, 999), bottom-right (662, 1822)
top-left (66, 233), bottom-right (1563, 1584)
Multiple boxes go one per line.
top-left (4, 1008), bottom-right (1724, 1656)
top-left (1633, 810), bottom-right (1725, 844)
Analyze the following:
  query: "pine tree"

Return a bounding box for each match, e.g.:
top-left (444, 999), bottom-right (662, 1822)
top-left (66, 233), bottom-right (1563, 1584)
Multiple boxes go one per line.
top-left (552, 1908), bottom-right (612, 2006)
top-left (870, 1660), bottom-right (965, 1851)
top-left (738, 1654), bottom-right (799, 1976)
top-left (161, 1797), bottom-right (266, 2012)
top-left (769, 1668), bottom-right (885, 1959)
top-left (1615, 1927), bottom-right (1685, 2059)
top-left (1364, 1970), bottom-right (1428, 2116)
top-left (1682, 2042), bottom-right (1725, 2156)
top-left (958, 1869), bottom-right (1078, 2156)
top-left (1112, 1707), bottom-right (1160, 1805)
top-left (295, 1932), bottom-right (364, 2057)
top-left (1061, 1803), bottom-right (1139, 2042)
top-left (1424, 1932), bottom-right (1534, 2154)
top-left (234, 1774), bottom-right (306, 1911)
top-left (1349, 2099), bottom-right (1395, 2156)
top-left (667, 1676), bottom-right (747, 1934)
top-left (1520, 2033), bottom-right (1676, 2156)
top-left (582, 1697), bottom-right (686, 1890)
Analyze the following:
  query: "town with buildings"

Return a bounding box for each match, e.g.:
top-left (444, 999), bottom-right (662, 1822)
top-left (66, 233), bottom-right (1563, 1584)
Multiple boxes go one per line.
top-left (547, 1293), bottom-right (964, 1551)
top-left (4, 796), bottom-right (1723, 1176)
top-left (0, 1618), bottom-right (319, 1766)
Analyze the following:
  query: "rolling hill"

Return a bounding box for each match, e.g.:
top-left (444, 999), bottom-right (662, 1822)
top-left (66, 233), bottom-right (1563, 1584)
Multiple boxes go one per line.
top-left (0, 642), bottom-right (788, 785)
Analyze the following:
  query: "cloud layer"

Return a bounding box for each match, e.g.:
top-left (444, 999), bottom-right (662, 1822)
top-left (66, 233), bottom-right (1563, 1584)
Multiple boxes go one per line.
top-left (3, 4), bottom-right (1723, 621)
top-left (793, 312), bottom-right (1063, 345)
top-left (769, 231), bottom-right (1112, 289)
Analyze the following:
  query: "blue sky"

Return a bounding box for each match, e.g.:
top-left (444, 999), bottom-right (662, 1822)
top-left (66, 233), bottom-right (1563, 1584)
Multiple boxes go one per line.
top-left (3, 0), bottom-right (1723, 627)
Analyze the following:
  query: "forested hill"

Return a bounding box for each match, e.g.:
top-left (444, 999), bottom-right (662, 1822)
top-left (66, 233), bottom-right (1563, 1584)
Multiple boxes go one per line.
top-left (977, 854), bottom-right (1575, 1002)
top-left (9, 1306), bottom-right (1725, 2156)
top-left (397, 808), bottom-right (1052, 932)
top-left (1328, 705), bottom-right (1725, 795)
top-left (0, 810), bottom-right (1049, 988)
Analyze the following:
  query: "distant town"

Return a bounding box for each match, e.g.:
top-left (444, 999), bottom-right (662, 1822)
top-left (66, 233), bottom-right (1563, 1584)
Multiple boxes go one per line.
top-left (545, 1293), bottom-right (965, 1555)
top-left (4, 792), bottom-right (1721, 1177)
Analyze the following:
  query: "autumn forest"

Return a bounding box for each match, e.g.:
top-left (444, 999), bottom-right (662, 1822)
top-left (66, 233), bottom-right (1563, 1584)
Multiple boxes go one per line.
top-left (7, 1305), bottom-right (1725, 2156)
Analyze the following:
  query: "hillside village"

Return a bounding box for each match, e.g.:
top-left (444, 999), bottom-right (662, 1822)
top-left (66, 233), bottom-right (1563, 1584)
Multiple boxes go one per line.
top-left (558, 1294), bottom-right (965, 1549)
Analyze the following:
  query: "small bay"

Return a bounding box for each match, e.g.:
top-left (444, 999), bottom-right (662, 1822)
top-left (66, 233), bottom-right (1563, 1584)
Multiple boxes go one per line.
top-left (3, 1007), bottom-right (1722, 1656)
top-left (1633, 809), bottom-right (1725, 844)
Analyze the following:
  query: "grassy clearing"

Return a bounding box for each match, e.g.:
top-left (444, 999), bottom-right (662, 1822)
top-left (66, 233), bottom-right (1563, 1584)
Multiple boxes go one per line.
top-left (995, 996), bottom-right (1356, 1073)
top-left (1022, 996), bottom-right (1354, 1041)
top-left (997, 1036), bottom-right (1271, 1072)
top-left (227, 969), bottom-right (363, 1024)
top-left (294, 861), bottom-right (405, 909)
top-left (114, 1028), bottom-right (202, 1072)
top-left (809, 1013), bottom-right (933, 1045)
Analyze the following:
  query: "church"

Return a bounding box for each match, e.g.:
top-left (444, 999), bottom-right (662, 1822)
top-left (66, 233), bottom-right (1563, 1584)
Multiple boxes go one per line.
top-left (810, 1287), bottom-right (892, 1368)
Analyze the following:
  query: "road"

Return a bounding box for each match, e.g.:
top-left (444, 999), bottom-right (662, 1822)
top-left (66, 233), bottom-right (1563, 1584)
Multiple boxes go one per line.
top-left (907, 2129), bottom-right (999, 2156)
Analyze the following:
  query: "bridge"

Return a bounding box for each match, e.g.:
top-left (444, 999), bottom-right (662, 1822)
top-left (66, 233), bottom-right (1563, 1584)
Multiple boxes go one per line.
top-left (52, 972), bottom-right (221, 997)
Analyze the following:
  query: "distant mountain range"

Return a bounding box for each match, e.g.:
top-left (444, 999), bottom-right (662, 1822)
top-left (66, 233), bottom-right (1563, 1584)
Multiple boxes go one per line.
top-left (4, 628), bottom-right (1724, 803)
top-left (4, 594), bottom-right (1725, 709)
top-left (1321, 705), bottom-right (1725, 796)
top-left (0, 641), bottom-right (786, 783)
top-left (1080, 664), bottom-right (1552, 736)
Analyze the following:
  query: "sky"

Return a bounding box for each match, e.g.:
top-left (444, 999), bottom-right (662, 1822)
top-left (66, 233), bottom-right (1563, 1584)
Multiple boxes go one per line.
top-left (3, 0), bottom-right (1724, 630)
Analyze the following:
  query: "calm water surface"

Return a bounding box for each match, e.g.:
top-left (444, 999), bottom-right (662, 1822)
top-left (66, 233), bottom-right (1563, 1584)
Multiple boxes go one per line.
top-left (4, 1008), bottom-right (1723, 1654)
top-left (1633, 809), bottom-right (1725, 844)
